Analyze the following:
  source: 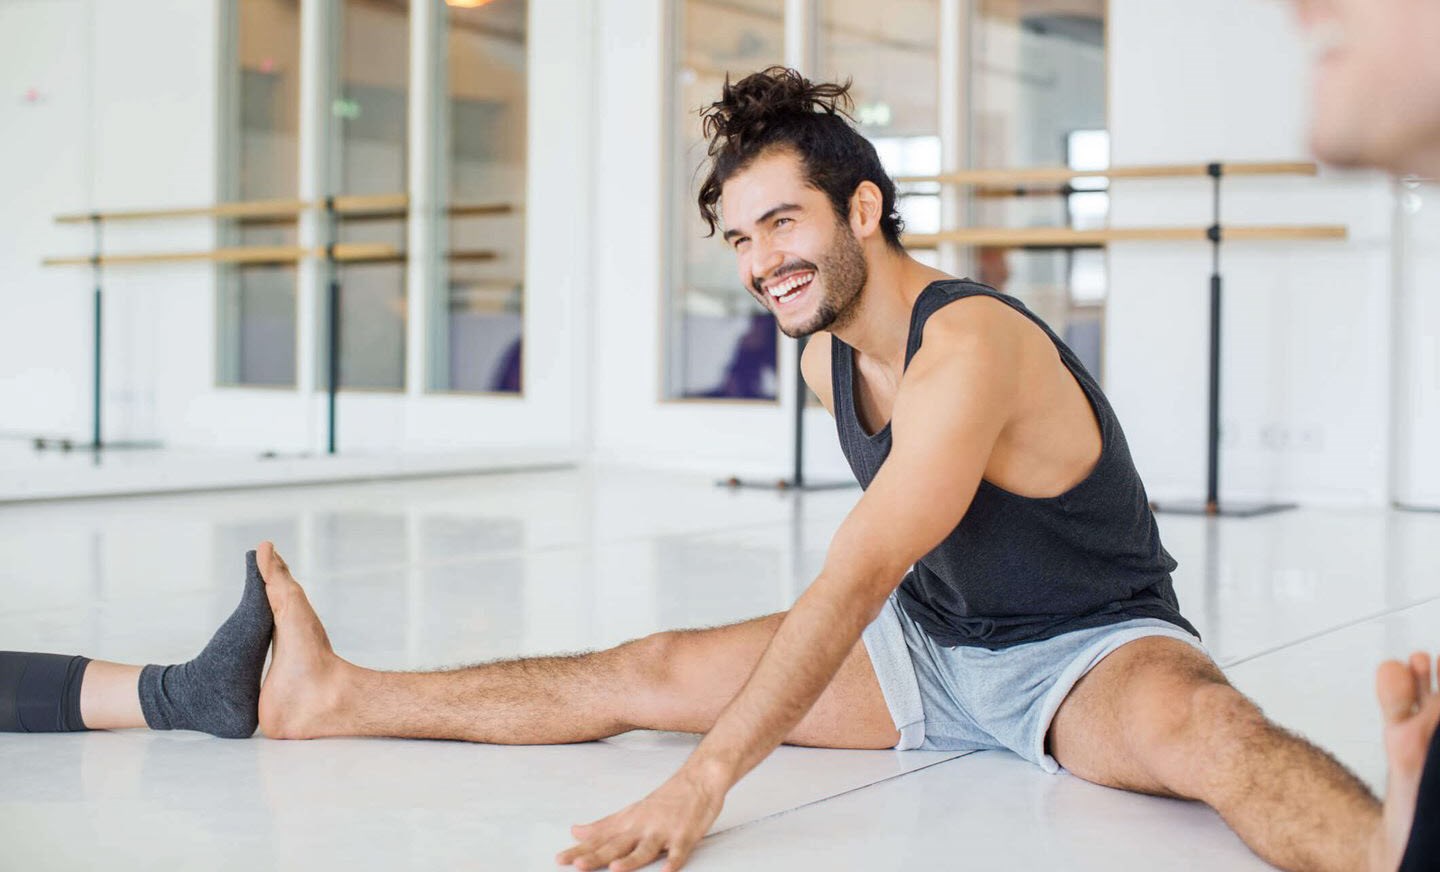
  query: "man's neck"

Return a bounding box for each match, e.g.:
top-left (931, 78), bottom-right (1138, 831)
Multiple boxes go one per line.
top-left (831, 248), bottom-right (954, 375)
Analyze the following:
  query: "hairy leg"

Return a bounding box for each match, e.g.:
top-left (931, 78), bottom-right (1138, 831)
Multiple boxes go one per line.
top-left (1048, 637), bottom-right (1380, 872)
top-left (255, 542), bottom-right (899, 749)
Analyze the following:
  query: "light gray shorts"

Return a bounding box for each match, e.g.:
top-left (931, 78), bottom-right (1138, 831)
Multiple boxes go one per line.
top-left (860, 592), bottom-right (1209, 773)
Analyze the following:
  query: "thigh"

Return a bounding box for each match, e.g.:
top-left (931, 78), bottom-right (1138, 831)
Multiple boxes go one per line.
top-left (645, 612), bottom-right (902, 750)
top-left (1047, 635), bottom-right (1229, 796)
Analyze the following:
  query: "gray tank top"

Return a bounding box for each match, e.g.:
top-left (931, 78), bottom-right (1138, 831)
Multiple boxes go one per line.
top-left (831, 280), bottom-right (1197, 649)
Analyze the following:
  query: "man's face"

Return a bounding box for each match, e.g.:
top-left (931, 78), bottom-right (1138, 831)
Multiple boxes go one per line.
top-left (1295, 0), bottom-right (1440, 176)
top-left (721, 150), bottom-right (868, 339)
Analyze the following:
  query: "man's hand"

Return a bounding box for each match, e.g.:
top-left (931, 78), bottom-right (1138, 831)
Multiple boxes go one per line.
top-left (556, 765), bottom-right (726, 872)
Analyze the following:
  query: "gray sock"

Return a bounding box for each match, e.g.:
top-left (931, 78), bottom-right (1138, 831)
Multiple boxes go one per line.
top-left (138, 550), bottom-right (273, 738)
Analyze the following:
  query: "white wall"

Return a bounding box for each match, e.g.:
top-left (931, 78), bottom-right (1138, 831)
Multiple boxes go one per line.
top-left (1106, 0), bottom-right (1397, 507)
top-left (1392, 180), bottom-right (1440, 508)
top-left (0, 0), bottom-right (92, 439)
top-left (0, 0), bottom-right (220, 444)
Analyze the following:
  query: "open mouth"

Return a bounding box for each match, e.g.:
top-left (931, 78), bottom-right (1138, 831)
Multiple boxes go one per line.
top-left (766, 271), bottom-right (815, 307)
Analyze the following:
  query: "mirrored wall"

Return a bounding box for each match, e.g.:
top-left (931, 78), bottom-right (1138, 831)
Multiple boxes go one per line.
top-left (218, 0), bottom-right (528, 396)
top-left (219, 0), bottom-right (301, 387)
top-left (970, 0), bottom-right (1107, 376)
top-left (433, 0), bottom-right (527, 395)
top-left (667, 0), bottom-right (785, 402)
top-left (332, 0), bottom-right (409, 391)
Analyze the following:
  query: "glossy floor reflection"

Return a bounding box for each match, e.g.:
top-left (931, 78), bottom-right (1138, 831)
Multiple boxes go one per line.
top-left (2, 466), bottom-right (1438, 870)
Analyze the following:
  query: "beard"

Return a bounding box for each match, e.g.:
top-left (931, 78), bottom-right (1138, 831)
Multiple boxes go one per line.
top-left (758, 224), bottom-right (868, 340)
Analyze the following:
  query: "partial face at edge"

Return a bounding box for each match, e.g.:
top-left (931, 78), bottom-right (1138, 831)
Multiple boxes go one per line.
top-left (1295, 0), bottom-right (1440, 176)
top-left (720, 150), bottom-right (868, 339)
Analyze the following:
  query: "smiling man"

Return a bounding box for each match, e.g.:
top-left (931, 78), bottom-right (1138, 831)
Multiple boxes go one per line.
top-left (550, 66), bottom-right (1426, 871)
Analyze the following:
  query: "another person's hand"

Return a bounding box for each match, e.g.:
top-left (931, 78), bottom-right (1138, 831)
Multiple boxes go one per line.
top-left (556, 764), bottom-right (726, 871)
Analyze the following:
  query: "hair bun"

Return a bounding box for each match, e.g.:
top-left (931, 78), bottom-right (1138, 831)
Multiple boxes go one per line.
top-left (701, 66), bottom-right (854, 157)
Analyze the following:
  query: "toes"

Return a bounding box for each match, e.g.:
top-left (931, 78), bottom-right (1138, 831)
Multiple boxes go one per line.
top-left (1412, 651), bottom-right (1436, 702)
top-left (1379, 659), bottom-right (1420, 725)
top-left (256, 541), bottom-right (294, 581)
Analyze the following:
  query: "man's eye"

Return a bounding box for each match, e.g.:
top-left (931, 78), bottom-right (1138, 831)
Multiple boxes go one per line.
top-left (775, 217), bottom-right (793, 227)
top-left (733, 238), bottom-right (749, 250)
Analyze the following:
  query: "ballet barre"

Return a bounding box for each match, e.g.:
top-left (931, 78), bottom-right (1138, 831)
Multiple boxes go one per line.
top-left (41, 193), bottom-right (512, 457)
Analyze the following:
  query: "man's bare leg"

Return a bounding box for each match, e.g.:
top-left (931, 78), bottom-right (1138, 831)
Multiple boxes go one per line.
top-left (1048, 636), bottom-right (1440, 872)
top-left (253, 542), bottom-right (899, 749)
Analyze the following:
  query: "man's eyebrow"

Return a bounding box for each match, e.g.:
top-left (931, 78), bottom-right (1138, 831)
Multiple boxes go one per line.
top-left (722, 203), bottom-right (801, 242)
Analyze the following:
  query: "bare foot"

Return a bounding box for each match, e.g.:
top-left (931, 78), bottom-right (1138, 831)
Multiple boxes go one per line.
top-left (1372, 651), bottom-right (1440, 870)
top-left (255, 541), bottom-right (354, 739)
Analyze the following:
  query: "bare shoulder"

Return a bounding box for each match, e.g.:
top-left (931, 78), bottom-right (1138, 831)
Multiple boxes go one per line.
top-left (907, 295), bottom-right (1027, 378)
top-left (800, 331), bottom-right (836, 416)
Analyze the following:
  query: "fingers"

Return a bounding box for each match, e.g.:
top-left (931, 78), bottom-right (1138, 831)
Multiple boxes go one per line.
top-left (661, 840), bottom-right (695, 872)
top-left (558, 830), bottom-right (694, 872)
top-left (610, 836), bottom-right (665, 872)
top-left (572, 836), bottom-right (635, 871)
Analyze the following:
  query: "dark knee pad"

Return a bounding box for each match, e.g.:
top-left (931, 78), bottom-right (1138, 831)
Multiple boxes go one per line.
top-left (0, 652), bottom-right (91, 733)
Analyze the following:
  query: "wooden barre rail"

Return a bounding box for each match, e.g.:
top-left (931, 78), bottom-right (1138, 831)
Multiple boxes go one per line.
top-left (895, 160), bottom-right (1318, 187)
top-left (54, 195), bottom-right (513, 224)
top-left (42, 245), bottom-right (499, 267)
top-left (901, 224), bottom-right (1348, 248)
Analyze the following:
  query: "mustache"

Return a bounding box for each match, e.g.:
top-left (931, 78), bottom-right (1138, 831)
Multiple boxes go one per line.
top-left (752, 260), bottom-right (818, 296)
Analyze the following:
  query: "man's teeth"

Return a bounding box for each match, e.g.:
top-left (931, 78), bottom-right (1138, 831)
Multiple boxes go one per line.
top-left (769, 273), bottom-right (814, 302)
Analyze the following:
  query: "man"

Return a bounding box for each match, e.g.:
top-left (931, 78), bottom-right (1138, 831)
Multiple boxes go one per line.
top-left (1291, 1), bottom-right (1440, 869)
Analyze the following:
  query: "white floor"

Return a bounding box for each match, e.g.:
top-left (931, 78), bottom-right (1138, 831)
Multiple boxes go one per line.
top-left (2, 466), bottom-right (1438, 870)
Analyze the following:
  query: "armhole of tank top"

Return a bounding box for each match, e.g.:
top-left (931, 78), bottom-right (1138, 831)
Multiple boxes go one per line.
top-left (829, 334), bottom-right (848, 416)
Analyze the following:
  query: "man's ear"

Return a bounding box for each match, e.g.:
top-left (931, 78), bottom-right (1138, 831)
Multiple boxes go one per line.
top-left (849, 181), bottom-right (884, 242)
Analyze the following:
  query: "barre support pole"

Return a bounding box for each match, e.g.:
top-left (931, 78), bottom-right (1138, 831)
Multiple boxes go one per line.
top-left (719, 331), bottom-right (855, 492)
top-left (1206, 163), bottom-right (1222, 512)
top-left (1152, 163), bottom-right (1295, 517)
top-left (91, 215), bottom-right (103, 451)
top-left (324, 196), bottom-right (340, 456)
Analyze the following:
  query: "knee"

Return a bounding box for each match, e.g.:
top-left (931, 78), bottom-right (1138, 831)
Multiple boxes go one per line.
top-left (1143, 680), bottom-right (1263, 747)
top-left (1135, 680), bottom-right (1267, 794)
top-left (619, 631), bottom-right (681, 695)
top-left (613, 631), bottom-right (689, 729)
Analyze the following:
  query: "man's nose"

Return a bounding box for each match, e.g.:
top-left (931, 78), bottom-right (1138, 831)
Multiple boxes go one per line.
top-left (750, 242), bottom-right (784, 288)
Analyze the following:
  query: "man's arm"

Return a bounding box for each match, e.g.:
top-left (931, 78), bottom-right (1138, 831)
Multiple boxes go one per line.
top-left (686, 306), bottom-right (1022, 787)
top-left (558, 302), bottom-right (1023, 872)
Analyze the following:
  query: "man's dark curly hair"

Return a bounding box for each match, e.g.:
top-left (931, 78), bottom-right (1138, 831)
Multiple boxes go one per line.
top-left (696, 66), bottom-right (905, 251)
